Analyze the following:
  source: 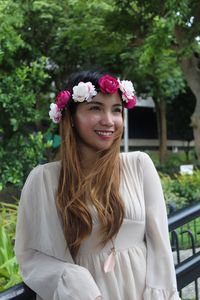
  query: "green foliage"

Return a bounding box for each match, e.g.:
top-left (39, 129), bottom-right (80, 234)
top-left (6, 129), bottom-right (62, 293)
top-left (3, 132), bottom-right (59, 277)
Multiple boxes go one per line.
top-left (161, 170), bottom-right (200, 209)
top-left (149, 150), bottom-right (198, 175)
top-left (0, 56), bottom-right (51, 190)
top-left (0, 202), bottom-right (21, 291)
top-left (128, 12), bottom-right (186, 102)
top-left (173, 171), bottom-right (200, 204)
top-left (161, 174), bottom-right (188, 209)
top-left (148, 151), bottom-right (199, 208)
top-left (0, 58), bottom-right (49, 130)
top-left (0, 132), bottom-right (52, 190)
top-left (0, 1), bottom-right (24, 65)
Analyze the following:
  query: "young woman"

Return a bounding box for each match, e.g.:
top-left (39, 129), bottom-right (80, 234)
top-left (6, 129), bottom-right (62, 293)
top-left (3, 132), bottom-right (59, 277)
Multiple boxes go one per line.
top-left (15, 71), bottom-right (180, 300)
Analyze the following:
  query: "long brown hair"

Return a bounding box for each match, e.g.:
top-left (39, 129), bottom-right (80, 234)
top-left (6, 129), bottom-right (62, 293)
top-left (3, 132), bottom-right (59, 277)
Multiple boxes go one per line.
top-left (56, 71), bottom-right (125, 258)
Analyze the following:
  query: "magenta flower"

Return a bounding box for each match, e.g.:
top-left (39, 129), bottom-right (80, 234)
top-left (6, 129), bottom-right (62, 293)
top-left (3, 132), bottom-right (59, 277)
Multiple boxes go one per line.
top-left (124, 95), bottom-right (137, 109)
top-left (56, 90), bottom-right (71, 110)
top-left (98, 75), bottom-right (119, 94)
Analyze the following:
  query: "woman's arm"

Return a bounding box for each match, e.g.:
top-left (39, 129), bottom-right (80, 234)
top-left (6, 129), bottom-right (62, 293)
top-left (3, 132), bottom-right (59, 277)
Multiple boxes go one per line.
top-left (15, 164), bottom-right (101, 300)
top-left (140, 153), bottom-right (180, 299)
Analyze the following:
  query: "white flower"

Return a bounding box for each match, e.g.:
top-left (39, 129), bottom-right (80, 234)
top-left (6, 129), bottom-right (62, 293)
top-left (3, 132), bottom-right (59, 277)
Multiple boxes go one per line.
top-left (118, 79), bottom-right (135, 102)
top-left (72, 82), bottom-right (97, 102)
top-left (85, 82), bottom-right (97, 101)
top-left (49, 103), bottom-right (62, 123)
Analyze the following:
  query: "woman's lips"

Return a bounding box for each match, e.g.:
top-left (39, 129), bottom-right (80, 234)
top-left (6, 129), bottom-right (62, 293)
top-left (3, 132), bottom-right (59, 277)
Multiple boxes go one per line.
top-left (95, 130), bottom-right (114, 138)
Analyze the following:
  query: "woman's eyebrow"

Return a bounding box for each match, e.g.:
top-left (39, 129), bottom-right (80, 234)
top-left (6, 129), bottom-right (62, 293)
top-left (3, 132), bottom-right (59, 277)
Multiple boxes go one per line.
top-left (113, 104), bottom-right (122, 107)
top-left (86, 101), bottom-right (103, 106)
top-left (87, 101), bottom-right (122, 107)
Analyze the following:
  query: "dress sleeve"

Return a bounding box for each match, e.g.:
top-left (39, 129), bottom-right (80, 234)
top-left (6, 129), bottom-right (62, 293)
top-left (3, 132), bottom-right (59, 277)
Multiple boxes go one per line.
top-left (14, 165), bottom-right (101, 300)
top-left (140, 153), bottom-right (180, 300)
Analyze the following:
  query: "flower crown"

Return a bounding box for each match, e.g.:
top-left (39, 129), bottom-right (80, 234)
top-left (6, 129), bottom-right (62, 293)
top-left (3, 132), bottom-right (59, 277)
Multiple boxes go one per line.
top-left (49, 75), bottom-right (137, 123)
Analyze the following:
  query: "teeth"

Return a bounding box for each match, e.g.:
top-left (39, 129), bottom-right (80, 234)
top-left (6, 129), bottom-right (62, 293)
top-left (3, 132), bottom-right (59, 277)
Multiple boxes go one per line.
top-left (95, 131), bottom-right (113, 136)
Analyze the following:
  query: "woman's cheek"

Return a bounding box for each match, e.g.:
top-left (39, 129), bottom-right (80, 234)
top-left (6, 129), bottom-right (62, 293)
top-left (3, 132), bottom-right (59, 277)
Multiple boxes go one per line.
top-left (115, 116), bottom-right (123, 127)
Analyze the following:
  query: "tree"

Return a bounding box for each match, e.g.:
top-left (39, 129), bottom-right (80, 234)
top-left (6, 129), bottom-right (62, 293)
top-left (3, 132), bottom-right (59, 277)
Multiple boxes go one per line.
top-left (1, 0), bottom-right (199, 190)
top-left (122, 42), bottom-right (185, 164)
top-left (0, 1), bottom-right (50, 189)
top-left (109, 0), bottom-right (200, 161)
top-left (81, 1), bottom-right (183, 163)
top-left (0, 0), bottom-right (114, 189)
top-left (173, 3), bottom-right (200, 162)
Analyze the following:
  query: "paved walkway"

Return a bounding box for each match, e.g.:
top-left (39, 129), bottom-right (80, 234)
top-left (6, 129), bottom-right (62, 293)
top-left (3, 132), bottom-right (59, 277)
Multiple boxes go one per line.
top-left (173, 248), bottom-right (200, 300)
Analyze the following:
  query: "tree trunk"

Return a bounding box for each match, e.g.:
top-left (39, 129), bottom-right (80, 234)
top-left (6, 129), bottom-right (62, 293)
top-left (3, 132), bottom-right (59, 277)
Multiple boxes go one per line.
top-left (155, 99), bottom-right (168, 165)
top-left (179, 54), bottom-right (200, 162)
top-left (191, 113), bottom-right (200, 162)
top-left (174, 26), bottom-right (200, 162)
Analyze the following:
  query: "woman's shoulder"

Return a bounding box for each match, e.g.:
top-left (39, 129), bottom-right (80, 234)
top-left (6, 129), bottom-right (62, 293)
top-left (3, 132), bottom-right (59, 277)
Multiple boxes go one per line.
top-left (119, 151), bottom-right (155, 183)
top-left (39, 160), bottom-right (61, 174)
top-left (120, 151), bottom-right (151, 166)
top-left (23, 161), bottom-right (61, 191)
top-left (30, 160), bottom-right (61, 175)
top-left (20, 161), bottom-right (61, 208)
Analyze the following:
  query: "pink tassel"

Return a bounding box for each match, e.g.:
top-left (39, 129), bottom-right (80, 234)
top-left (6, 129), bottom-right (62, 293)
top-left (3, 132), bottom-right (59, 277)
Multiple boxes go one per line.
top-left (104, 248), bottom-right (116, 273)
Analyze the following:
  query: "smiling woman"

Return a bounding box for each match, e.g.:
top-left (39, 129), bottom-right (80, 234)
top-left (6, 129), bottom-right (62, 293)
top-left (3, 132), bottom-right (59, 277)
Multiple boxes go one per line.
top-left (73, 94), bottom-right (123, 163)
top-left (14, 71), bottom-right (180, 300)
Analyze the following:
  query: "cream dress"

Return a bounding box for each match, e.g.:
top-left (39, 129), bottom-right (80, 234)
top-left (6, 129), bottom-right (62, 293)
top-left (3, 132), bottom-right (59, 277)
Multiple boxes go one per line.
top-left (14, 151), bottom-right (180, 300)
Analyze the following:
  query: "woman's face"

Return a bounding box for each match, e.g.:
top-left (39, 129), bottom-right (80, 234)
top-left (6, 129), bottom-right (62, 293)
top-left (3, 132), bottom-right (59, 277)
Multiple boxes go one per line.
top-left (73, 92), bottom-right (123, 157)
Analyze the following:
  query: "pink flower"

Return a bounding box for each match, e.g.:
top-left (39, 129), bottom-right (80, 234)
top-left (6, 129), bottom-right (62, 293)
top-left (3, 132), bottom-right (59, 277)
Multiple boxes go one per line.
top-left (124, 95), bottom-right (137, 109)
top-left (98, 75), bottom-right (119, 94)
top-left (56, 90), bottom-right (71, 109)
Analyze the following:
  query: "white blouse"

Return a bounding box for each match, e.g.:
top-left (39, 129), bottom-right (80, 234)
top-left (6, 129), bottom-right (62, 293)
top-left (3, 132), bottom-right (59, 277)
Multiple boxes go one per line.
top-left (15, 151), bottom-right (180, 299)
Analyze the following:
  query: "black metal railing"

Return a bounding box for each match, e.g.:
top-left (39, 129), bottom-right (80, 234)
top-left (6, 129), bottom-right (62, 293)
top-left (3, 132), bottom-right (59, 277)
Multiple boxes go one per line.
top-left (169, 202), bottom-right (200, 300)
top-left (0, 283), bottom-right (35, 300)
top-left (1, 203), bottom-right (200, 300)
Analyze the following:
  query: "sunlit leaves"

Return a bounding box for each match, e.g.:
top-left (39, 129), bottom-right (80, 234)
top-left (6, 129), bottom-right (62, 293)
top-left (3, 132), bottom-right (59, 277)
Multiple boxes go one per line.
top-left (0, 202), bottom-right (21, 291)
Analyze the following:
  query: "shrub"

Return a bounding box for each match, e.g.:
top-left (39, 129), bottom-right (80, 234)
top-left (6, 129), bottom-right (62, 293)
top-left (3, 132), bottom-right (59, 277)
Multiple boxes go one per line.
top-left (0, 58), bottom-right (51, 191)
top-left (0, 202), bottom-right (21, 291)
top-left (160, 170), bottom-right (200, 210)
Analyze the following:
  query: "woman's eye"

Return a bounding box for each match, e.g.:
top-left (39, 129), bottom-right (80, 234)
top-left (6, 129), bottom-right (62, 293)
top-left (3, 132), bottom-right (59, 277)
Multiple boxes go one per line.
top-left (113, 108), bottom-right (122, 113)
top-left (90, 106), bottom-right (100, 111)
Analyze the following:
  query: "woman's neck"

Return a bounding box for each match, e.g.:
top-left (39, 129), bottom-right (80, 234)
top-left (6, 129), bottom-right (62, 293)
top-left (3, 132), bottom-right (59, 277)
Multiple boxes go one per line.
top-left (79, 148), bottom-right (100, 175)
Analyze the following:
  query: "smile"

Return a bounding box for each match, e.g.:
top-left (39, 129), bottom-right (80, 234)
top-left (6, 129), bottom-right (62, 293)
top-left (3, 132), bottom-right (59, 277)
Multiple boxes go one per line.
top-left (95, 130), bottom-right (113, 136)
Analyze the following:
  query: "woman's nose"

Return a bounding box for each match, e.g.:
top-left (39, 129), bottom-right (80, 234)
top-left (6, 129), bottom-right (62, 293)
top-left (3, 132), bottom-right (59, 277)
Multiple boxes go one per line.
top-left (100, 112), bottom-right (114, 126)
